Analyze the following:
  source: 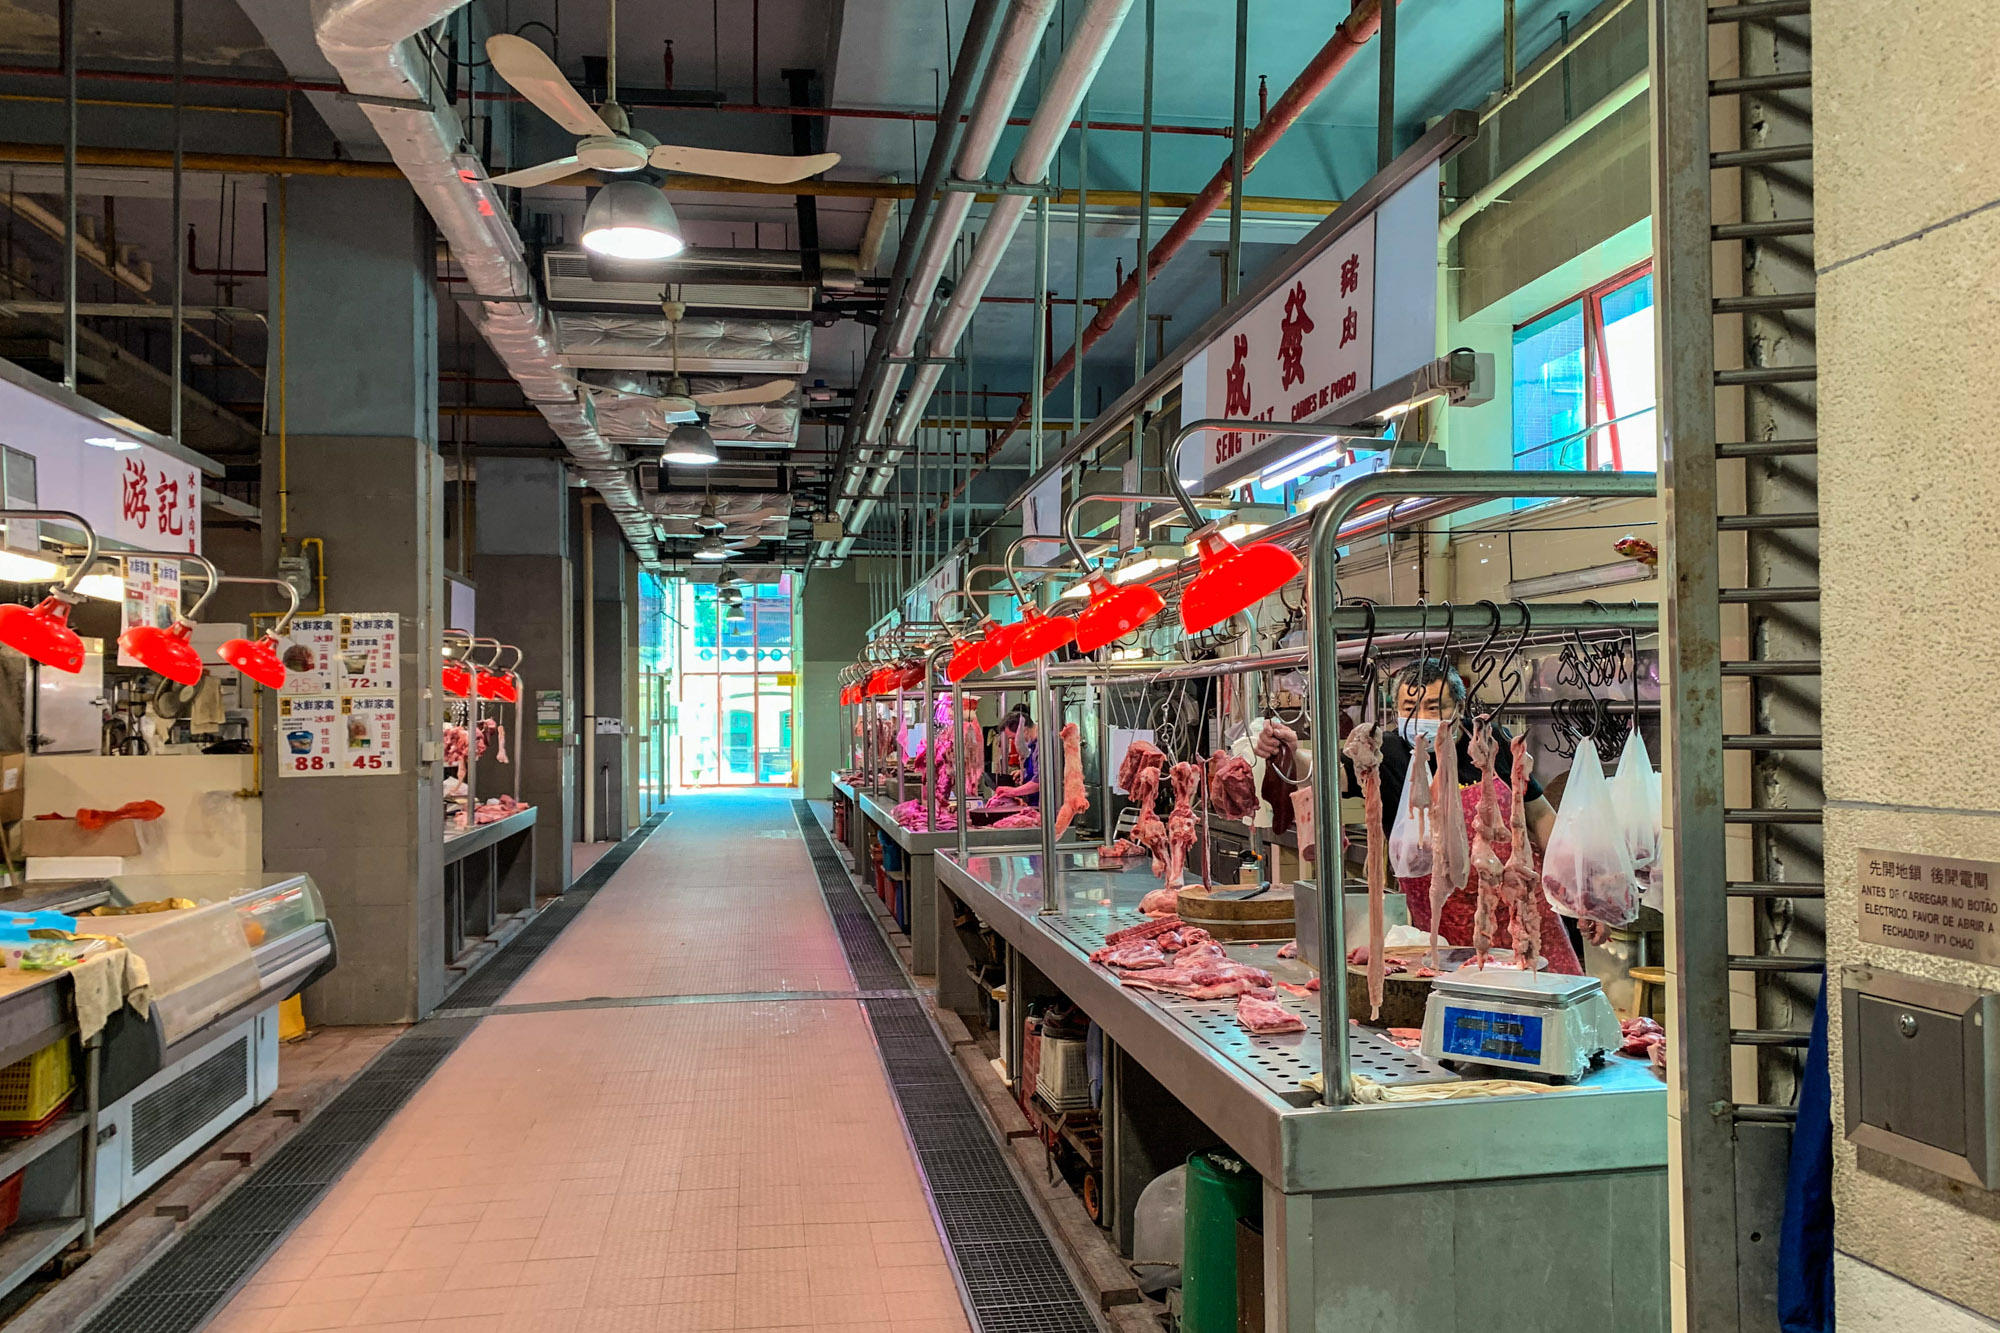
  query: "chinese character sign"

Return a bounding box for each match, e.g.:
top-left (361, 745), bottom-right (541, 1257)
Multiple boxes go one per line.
top-left (1858, 847), bottom-right (2000, 966)
top-left (1198, 214), bottom-right (1378, 484)
top-left (111, 445), bottom-right (202, 553)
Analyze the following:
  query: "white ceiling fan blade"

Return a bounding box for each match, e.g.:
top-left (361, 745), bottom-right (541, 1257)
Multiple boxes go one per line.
top-left (694, 380), bottom-right (797, 407)
top-left (647, 145), bottom-right (842, 184)
top-left (486, 34), bottom-right (614, 138)
top-left (489, 156), bottom-right (586, 188)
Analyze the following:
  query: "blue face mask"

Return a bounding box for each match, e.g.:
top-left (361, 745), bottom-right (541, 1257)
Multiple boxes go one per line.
top-left (1397, 716), bottom-right (1442, 743)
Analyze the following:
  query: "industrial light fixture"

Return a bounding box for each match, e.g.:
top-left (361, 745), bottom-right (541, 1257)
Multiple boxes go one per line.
top-left (0, 550), bottom-right (60, 584)
top-left (1179, 529), bottom-right (1302, 635)
top-left (84, 435), bottom-right (140, 451)
top-left (1216, 504), bottom-right (1288, 544)
top-left (580, 180), bottom-right (685, 261)
top-left (1074, 573), bottom-right (1167, 655)
top-left (217, 575), bottom-right (306, 690)
top-left (972, 621), bottom-right (1021, 674)
top-left (1257, 438), bottom-right (1352, 488)
top-left (117, 551), bottom-right (225, 687)
top-left (945, 625), bottom-right (990, 683)
top-left (693, 533), bottom-right (729, 560)
top-left (659, 422), bottom-right (719, 465)
top-left (1006, 609), bottom-right (1077, 668)
top-left (0, 510), bottom-right (97, 674)
top-left (695, 494), bottom-right (726, 532)
top-left (75, 572), bottom-right (125, 601)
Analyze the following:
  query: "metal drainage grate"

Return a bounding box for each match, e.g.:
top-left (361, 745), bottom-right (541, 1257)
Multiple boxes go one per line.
top-left (76, 814), bottom-right (667, 1333)
top-left (792, 803), bottom-right (1098, 1333)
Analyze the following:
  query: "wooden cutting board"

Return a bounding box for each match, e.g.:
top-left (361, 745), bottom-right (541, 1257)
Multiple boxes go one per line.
top-left (1175, 884), bottom-right (1294, 941)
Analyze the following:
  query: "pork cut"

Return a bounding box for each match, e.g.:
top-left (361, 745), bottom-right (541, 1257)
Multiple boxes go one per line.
top-left (1139, 886), bottom-right (1181, 917)
top-left (1162, 761), bottom-right (1202, 890)
top-left (1129, 760), bottom-right (1170, 876)
top-left (1207, 750), bottom-right (1259, 820)
top-left (1341, 721), bottom-right (1389, 1018)
top-left (1235, 992), bottom-right (1307, 1034)
top-left (1117, 738), bottom-right (1167, 793)
top-left (1256, 721), bottom-right (1300, 835)
top-left (1052, 722), bottom-right (1088, 837)
top-left (1467, 718), bottom-right (1507, 967)
top-left (1500, 734), bottom-right (1547, 970)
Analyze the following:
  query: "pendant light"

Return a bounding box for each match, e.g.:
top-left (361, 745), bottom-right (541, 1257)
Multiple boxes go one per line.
top-left (442, 632), bottom-right (474, 698)
top-left (580, 180), bottom-right (685, 261)
top-left (1179, 529), bottom-right (1302, 634)
top-left (217, 575), bottom-right (306, 690)
top-left (116, 550), bottom-right (221, 687)
top-left (945, 632), bottom-right (985, 683)
top-left (972, 622), bottom-right (1020, 674)
top-left (0, 510), bottom-right (101, 674)
top-left (659, 421), bottom-right (719, 466)
top-left (1074, 573), bottom-right (1167, 654)
top-left (693, 532), bottom-right (729, 561)
top-left (1006, 608), bottom-right (1077, 668)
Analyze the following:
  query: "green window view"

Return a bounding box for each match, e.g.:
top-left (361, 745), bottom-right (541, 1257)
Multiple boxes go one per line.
top-left (670, 575), bottom-right (797, 788)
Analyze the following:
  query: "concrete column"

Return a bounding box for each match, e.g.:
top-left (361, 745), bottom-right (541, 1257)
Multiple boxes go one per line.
top-left (1818, 2), bottom-right (2000, 1326)
top-left (576, 498), bottom-right (634, 840)
top-left (473, 457), bottom-right (575, 897)
top-left (260, 177), bottom-right (445, 1025)
top-left (799, 560), bottom-right (880, 798)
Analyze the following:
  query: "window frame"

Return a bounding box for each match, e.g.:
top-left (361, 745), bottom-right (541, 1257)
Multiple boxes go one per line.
top-left (1512, 259), bottom-right (1655, 473)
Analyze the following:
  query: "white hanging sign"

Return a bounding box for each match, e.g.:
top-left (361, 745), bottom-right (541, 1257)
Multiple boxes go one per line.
top-left (116, 557), bottom-right (181, 670)
top-left (275, 612), bottom-right (403, 778)
top-left (275, 616), bottom-right (339, 697)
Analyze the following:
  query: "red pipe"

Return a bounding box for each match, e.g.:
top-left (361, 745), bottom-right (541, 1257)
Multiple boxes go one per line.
top-left (979, 0), bottom-right (1389, 467)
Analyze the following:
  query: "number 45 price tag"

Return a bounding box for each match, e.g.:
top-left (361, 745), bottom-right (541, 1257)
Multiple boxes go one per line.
top-left (341, 694), bottom-right (400, 773)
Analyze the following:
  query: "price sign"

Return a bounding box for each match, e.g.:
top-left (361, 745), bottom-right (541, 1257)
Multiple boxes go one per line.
top-left (278, 695), bottom-right (340, 774)
top-left (335, 614), bottom-right (399, 691)
top-left (340, 693), bottom-right (400, 772)
top-left (276, 616), bottom-right (339, 696)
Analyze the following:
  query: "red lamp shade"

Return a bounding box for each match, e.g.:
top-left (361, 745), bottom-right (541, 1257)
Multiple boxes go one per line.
top-left (1007, 610), bottom-right (1077, 668)
top-left (492, 672), bottom-right (521, 704)
top-left (1074, 574), bottom-right (1167, 654)
top-left (443, 661), bottom-right (473, 698)
top-left (898, 662), bottom-right (926, 690)
top-left (945, 637), bottom-right (982, 683)
top-left (973, 623), bottom-right (1020, 673)
top-left (866, 668), bottom-right (895, 696)
top-left (0, 597), bottom-right (86, 674)
top-left (219, 631), bottom-right (286, 689)
top-left (475, 668), bottom-right (508, 701)
top-left (119, 621), bottom-right (204, 686)
top-left (1180, 531), bottom-right (1303, 635)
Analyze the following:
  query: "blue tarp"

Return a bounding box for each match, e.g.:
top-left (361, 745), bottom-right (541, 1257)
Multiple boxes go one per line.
top-left (1777, 982), bottom-right (1834, 1332)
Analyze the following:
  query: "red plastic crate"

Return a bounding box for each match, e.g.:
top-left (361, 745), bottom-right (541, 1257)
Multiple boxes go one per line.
top-left (0, 1169), bottom-right (23, 1231)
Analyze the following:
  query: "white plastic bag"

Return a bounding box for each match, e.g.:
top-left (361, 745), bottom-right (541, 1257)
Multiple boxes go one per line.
top-left (1608, 729), bottom-right (1661, 879)
top-left (1541, 741), bottom-right (1641, 926)
top-left (1387, 732), bottom-right (1434, 878)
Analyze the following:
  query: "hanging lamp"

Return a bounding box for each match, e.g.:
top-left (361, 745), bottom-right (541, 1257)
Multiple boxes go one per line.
top-left (1006, 609), bottom-right (1077, 668)
top-left (1179, 530), bottom-right (1302, 634)
top-left (1073, 573), bottom-right (1167, 654)
top-left (217, 575), bottom-right (307, 690)
top-left (116, 550), bottom-right (222, 686)
top-left (0, 510), bottom-right (100, 674)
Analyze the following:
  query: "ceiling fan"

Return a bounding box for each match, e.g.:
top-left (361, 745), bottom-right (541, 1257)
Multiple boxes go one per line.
top-left (484, 8), bottom-right (840, 189)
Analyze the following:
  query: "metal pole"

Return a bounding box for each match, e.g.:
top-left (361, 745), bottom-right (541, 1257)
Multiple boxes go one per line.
top-left (1306, 468), bottom-right (1658, 1106)
top-left (1503, 0), bottom-right (1517, 94)
top-left (1037, 652), bottom-right (1058, 914)
top-left (954, 677), bottom-right (970, 861)
top-left (1377, 0), bottom-right (1397, 169)
top-left (61, 0), bottom-right (76, 390)
top-left (171, 0), bottom-right (184, 444)
top-left (895, 679), bottom-right (907, 804)
top-left (1033, 194), bottom-right (1049, 473)
top-left (1073, 84), bottom-right (1088, 444)
top-left (1226, 0), bottom-right (1247, 302)
top-left (925, 644), bottom-right (946, 834)
top-left (1132, 0), bottom-right (1154, 461)
top-left (80, 1034), bottom-right (100, 1245)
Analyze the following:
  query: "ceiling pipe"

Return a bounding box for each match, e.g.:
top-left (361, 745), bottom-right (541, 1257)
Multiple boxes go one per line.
top-left (833, 0), bottom-right (1006, 516)
top-left (830, 0), bottom-right (1133, 561)
top-left (835, 0), bottom-right (1054, 518)
top-left (313, 0), bottom-right (658, 563)
top-left (961, 0), bottom-right (1395, 493)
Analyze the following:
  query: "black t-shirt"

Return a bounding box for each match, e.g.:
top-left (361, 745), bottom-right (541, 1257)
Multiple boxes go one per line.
top-left (1342, 723), bottom-right (1544, 815)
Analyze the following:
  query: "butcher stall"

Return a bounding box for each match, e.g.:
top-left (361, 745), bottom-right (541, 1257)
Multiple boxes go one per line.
top-left (439, 632), bottom-right (537, 990)
top-left (925, 469), bottom-right (1670, 1331)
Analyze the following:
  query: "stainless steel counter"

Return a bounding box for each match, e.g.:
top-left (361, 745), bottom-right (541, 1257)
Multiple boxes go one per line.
top-left (934, 849), bottom-right (1667, 1194)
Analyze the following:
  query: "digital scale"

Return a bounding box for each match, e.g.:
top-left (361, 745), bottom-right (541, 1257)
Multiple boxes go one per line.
top-left (1419, 968), bottom-right (1623, 1081)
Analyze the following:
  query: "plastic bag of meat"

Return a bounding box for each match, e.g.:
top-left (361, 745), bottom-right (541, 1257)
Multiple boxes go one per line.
top-left (1608, 729), bottom-right (1662, 881)
top-left (1388, 730), bottom-right (1434, 877)
top-left (1235, 992), bottom-right (1306, 1034)
top-left (1541, 741), bottom-right (1641, 926)
top-left (1208, 751), bottom-right (1259, 820)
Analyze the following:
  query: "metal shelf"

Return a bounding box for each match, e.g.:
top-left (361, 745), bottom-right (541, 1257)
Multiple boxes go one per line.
top-left (0, 1115), bottom-right (85, 1186)
top-left (0, 1217), bottom-right (84, 1298)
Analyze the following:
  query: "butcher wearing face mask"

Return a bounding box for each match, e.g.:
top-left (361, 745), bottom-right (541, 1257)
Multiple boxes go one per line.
top-left (1346, 658), bottom-right (1601, 975)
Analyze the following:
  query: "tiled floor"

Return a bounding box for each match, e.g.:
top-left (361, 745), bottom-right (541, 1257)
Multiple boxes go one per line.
top-left (571, 841), bottom-right (618, 878)
top-left (208, 790), bottom-right (970, 1333)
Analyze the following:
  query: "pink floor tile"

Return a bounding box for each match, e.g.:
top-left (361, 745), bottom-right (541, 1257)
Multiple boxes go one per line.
top-left (207, 793), bottom-right (970, 1333)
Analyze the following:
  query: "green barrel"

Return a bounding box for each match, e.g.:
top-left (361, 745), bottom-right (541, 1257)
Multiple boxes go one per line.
top-left (1182, 1150), bottom-right (1262, 1333)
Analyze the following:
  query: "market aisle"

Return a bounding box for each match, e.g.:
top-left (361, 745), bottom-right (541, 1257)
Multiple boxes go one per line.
top-left (205, 791), bottom-right (971, 1333)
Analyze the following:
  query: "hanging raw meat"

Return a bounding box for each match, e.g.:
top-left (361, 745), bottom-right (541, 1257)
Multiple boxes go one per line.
top-left (1052, 722), bottom-right (1089, 837)
top-left (1162, 761), bottom-right (1202, 891)
top-left (1129, 760), bottom-right (1170, 875)
top-left (1501, 733), bottom-right (1547, 970)
top-left (1207, 750), bottom-right (1258, 819)
top-left (1467, 718), bottom-right (1507, 967)
top-left (1117, 738), bottom-right (1167, 793)
top-left (1425, 720), bottom-right (1456, 968)
top-left (1341, 722), bottom-right (1388, 1020)
top-left (961, 704), bottom-right (985, 793)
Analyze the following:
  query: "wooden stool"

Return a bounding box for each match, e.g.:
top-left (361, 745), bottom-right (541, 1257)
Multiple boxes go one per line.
top-left (1629, 966), bottom-right (1667, 1021)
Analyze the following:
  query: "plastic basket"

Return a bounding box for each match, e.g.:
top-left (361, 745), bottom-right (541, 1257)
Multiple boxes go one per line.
top-left (0, 1039), bottom-right (75, 1129)
top-left (0, 1171), bottom-right (21, 1231)
top-left (1035, 1035), bottom-right (1093, 1111)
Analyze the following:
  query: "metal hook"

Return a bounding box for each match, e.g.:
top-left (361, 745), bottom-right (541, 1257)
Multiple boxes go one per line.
top-left (1465, 598), bottom-right (1506, 705)
top-left (1495, 600), bottom-right (1534, 712)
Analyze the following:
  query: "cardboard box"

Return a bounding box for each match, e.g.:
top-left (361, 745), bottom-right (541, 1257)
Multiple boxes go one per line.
top-left (22, 817), bottom-right (142, 860)
top-left (0, 754), bottom-right (21, 823)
